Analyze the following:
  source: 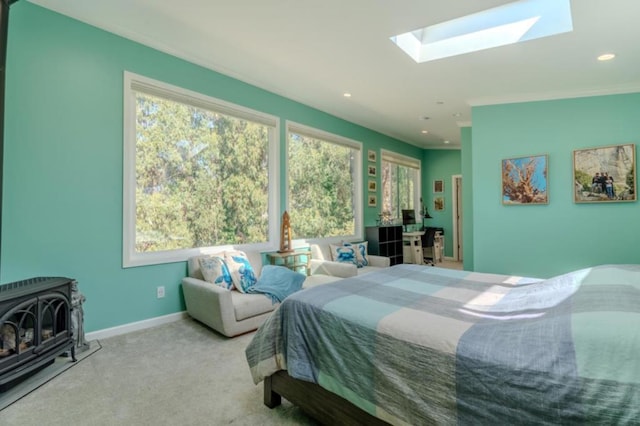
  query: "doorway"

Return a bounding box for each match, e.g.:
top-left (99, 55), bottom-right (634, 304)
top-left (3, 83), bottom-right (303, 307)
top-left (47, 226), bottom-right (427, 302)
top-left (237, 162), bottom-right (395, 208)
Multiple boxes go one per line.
top-left (451, 175), bottom-right (463, 261)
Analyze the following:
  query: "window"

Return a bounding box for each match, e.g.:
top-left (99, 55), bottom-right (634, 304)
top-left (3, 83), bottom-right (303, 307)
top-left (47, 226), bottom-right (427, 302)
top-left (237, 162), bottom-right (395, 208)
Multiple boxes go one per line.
top-left (286, 122), bottom-right (362, 241)
top-left (381, 150), bottom-right (421, 220)
top-left (123, 72), bottom-right (278, 267)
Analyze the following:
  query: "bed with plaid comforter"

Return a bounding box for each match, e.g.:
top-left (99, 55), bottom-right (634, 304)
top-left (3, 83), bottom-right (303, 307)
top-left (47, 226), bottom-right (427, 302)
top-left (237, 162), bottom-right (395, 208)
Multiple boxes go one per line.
top-left (246, 264), bottom-right (640, 424)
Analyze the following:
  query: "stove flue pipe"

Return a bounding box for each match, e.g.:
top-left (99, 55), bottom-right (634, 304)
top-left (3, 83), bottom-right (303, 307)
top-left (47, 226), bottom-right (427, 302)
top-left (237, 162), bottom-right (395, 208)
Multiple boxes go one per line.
top-left (0, 0), bottom-right (21, 278)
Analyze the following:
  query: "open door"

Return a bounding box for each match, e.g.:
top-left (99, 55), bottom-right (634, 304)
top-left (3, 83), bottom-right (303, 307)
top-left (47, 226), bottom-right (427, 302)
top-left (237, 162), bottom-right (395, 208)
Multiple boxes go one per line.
top-left (451, 175), bottom-right (463, 261)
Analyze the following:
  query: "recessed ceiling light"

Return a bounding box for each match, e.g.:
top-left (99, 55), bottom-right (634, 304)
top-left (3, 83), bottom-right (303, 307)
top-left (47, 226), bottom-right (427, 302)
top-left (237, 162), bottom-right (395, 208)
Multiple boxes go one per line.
top-left (597, 53), bottom-right (615, 61)
top-left (453, 112), bottom-right (462, 117)
top-left (390, 0), bottom-right (573, 63)
top-left (421, 130), bottom-right (429, 134)
top-left (443, 140), bottom-right (450, 144)
top-left (343, 92), bottom-right (352, 98)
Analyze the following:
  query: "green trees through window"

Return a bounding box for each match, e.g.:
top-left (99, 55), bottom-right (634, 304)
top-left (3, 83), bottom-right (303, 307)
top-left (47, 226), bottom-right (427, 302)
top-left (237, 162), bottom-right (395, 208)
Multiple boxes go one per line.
top-left (287, 127), bottom-right (360, 239)
top-left (381, 151), bottom-right (419, 220)
top-left (134, 92), bottom-right (271, 253)
top-left (124, 74), bottom-right (377, 267)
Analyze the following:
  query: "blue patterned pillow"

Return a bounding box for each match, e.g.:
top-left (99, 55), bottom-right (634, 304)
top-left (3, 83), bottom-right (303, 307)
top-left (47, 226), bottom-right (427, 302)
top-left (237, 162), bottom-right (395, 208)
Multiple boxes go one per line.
top-left (353, 241), bottom-right (369, 268)
top-left (330, 243), bottom-right (357, 265)
top-left (224, 250), bottom-right (258, 293)
top-left (198, 255), bottom-right (233, 289)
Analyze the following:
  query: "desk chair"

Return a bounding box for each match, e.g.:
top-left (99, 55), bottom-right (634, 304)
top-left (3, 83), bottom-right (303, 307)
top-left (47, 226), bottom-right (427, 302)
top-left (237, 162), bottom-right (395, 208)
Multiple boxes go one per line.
top-left (421, 227), bottom-right (438, 266)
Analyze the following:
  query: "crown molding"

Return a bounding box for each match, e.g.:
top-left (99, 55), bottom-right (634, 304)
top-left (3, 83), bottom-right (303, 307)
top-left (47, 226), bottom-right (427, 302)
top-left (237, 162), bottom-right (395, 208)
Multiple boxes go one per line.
top-left (467, 84), bottom-right (640, 107)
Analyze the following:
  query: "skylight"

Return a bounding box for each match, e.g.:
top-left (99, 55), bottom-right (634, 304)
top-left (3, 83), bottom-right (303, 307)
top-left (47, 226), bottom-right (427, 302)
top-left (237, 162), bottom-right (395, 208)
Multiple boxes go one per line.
top-left (390, 0), bottom-right (573, 63)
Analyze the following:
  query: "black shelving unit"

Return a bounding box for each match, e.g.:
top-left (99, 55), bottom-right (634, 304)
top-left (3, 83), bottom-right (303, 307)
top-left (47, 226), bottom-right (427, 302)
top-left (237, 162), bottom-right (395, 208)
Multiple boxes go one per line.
top-left (366, 225), bottom-right (403, 266)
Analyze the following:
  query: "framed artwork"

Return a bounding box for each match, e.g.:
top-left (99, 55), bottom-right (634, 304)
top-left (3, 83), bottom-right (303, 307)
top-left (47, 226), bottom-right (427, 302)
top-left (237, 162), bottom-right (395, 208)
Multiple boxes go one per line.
top-left (573, 143), bottom-right (636, 203)
top-left (502, 154), bottom-right (548, 205)
top-left (434, 197), bottom-right (444, 211)
top-left (367, 150), bottom-right (377, 162)
top-left (368, 164), bottom-right (377, 177)
top-left (433, 179), bottom-right (444, 193)
top-left (368, 180), bottom-right (377, 192)
top-left (367, 194), bottom-right (377, 207)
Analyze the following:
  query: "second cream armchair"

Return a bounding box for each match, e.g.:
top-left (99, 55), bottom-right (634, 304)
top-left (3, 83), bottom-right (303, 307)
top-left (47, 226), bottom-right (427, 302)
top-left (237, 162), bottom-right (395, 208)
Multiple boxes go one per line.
top-left (308, 242), bottom-right (390, 277)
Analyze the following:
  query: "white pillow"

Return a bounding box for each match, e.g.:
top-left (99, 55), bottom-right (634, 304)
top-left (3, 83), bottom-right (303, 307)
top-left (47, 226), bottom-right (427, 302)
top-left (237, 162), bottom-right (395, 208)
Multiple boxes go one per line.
top-left (353, 241), bottom-right (369, 268)
top-left (330, 242), bottom-right (369, 268)
top-left (330, 243), bottom-right (357, 266)
top-left (198, 255), bottom-right (233, 290)
top-left (224, 250), bottom-right (258, 293)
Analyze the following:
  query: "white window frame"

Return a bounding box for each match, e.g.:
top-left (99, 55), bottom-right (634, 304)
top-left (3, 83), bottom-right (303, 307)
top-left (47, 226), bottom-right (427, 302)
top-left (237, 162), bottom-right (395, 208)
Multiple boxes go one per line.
top-left (123, 71), bottom-right (280, 267)
top-left (285, 121), bottom-right (363, 245)
top-left (380, 149), bottom-right (422, 219)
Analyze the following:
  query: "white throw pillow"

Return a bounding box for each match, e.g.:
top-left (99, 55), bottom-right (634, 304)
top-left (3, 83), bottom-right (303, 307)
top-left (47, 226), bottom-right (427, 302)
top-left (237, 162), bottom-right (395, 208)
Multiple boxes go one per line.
top-left (198, 255), bottom-right (233, 290)
top-left (353, 241), bottom-right (369, 268)
top-left (224, 250), bottom-right (258, 293)
top-left (330, 243), bottom-right (357, 266)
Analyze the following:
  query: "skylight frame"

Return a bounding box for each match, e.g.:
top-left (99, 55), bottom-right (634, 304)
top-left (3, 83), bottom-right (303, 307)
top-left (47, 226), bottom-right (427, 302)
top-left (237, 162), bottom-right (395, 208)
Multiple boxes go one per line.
top-left (390, 0), bottom-right (573, 63)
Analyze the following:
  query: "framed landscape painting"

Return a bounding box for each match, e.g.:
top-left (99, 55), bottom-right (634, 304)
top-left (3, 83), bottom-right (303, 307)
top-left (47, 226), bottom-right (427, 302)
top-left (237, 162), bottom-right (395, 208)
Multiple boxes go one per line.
top-left (502, 154), bottom-right (548, 205)
top-left (573, 143), bottom-right (636, 203)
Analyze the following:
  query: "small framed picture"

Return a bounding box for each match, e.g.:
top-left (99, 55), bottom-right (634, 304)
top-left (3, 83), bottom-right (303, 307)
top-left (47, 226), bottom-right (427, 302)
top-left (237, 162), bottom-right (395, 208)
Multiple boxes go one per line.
top-left (368, 165), bottom-right (377, 177)
top-left (368, 180), bottom-right (377, 192)
top-left (367, 150), bottom-right (377, 162)
top-left (367, 194), bottom-right (377, 207)
top-left (434, 197), bottom-right (444, 211)
top-left (433, 179), bottom-right (444, 193)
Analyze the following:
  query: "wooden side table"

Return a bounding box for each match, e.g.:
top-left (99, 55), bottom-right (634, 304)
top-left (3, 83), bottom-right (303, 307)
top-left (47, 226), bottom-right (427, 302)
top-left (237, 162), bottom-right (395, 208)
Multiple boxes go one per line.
top-left (266, 250), bottom-right (312, 276)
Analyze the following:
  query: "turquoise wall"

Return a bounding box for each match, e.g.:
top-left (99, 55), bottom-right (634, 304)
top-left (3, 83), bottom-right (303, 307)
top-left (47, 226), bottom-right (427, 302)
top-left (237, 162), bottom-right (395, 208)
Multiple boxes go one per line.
top-left (422, 149), bottom-right (461, 257)
top-left (460, 127), bottom-right (473, 270)
top-left (3, 3), bottom-right (420, 332)
top-left (472, 93), bottom-right (640, 278)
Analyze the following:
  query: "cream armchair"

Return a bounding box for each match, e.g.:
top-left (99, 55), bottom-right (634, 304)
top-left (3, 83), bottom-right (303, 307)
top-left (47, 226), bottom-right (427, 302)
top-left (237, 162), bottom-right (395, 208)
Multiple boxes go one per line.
top-left (182, 251), bottom-right (340, 337)
top-left (309, 243), bottom-right (390, 277)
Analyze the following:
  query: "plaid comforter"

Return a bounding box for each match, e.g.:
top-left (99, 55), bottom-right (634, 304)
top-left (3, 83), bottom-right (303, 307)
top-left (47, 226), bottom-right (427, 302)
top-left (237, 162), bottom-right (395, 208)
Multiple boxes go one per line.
top-left (245, 264), bottom-right (640, 425)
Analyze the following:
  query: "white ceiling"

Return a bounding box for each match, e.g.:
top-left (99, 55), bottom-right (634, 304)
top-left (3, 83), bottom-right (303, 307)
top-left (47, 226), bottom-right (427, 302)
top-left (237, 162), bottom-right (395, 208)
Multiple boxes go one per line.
top-left (27, 0), bottom-right (640, 149)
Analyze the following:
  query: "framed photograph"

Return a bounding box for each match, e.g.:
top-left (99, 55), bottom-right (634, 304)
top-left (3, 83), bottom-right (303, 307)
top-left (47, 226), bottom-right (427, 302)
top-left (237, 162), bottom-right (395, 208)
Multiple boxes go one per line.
top-left (502, 154), bottom-right (548, 205)
top-left (367, 150), bottom-right (377, 162)
top-left (368, 164), bottom-right (377, 177)
top-left (573, 143), bottom-right (636, 203)
top-left (367, 194), bottom-right (377, 207)
top-left (433, 179), bottom-right (444, 193)
top-left (434, 197), bottom-right (444, 211)
top-left (368, 180), bottom-right (377, 192)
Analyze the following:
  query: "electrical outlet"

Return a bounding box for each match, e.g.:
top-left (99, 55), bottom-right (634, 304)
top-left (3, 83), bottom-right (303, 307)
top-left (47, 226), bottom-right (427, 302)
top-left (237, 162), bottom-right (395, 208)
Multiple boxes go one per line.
top-left (156, 286), bottom-right (165, 299)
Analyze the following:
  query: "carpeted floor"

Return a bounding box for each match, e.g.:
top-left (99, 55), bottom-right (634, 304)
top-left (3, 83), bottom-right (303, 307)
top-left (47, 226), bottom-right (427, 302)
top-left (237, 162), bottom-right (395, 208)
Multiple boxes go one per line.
top-left (0, 318), bottom-right (317, 425)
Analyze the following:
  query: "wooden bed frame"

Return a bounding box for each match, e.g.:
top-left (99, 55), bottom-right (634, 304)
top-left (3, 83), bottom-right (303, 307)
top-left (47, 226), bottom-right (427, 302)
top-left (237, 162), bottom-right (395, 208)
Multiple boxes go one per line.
top-left (264, 370), bottom-right (390, 425)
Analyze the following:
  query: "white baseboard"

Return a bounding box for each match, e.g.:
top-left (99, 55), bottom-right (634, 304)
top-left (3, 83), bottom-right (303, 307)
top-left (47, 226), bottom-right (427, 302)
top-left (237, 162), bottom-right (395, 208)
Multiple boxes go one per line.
top-left (85, 311), bottom-right (188, 341)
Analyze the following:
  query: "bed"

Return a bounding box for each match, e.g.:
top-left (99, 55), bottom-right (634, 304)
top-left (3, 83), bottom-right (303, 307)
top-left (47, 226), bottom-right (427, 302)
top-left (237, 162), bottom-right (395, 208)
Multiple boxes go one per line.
top-left (245, 264), bottom-right (640, 424)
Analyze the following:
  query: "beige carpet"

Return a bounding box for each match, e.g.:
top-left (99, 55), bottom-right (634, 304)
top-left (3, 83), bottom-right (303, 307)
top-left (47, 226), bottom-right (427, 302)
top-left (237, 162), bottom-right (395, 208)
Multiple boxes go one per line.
top-left (1, 319), bottom-right (317, 425)
top-left (0, 341), bottom-right (101, 411)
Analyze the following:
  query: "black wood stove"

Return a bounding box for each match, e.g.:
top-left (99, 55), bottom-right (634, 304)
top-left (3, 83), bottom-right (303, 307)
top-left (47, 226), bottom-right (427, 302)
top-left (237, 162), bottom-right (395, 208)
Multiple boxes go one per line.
top-left (0, 277), bottom-right (76, 391)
